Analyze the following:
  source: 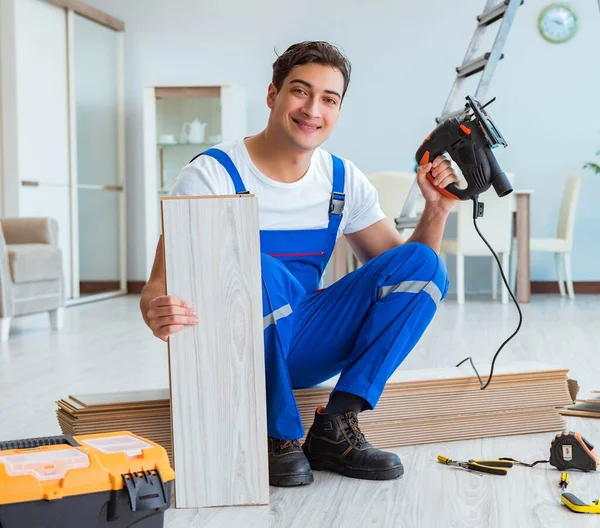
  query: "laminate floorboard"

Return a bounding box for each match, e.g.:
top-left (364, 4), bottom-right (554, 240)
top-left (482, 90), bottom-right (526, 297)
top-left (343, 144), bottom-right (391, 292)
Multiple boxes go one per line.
top-left (161, 195), bottom-right (268, 508)
top-left (0, 294), bottom-right (598, 527)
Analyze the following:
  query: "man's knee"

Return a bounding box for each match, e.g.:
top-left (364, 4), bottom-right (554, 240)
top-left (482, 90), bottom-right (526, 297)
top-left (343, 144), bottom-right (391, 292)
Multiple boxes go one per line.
top-left (405, 242), bottom-right (445, 275)
top-left (380, 242), bottom-right (442, 274)
top-left (380, 243), bottom-right (449, 301)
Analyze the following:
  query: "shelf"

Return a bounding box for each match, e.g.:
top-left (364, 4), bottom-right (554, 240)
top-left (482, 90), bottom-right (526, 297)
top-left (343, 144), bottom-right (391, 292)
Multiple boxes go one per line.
top-left (157, 142), bottom-right (218, 192)
top-left (144, 84), bottom-right (246, 280)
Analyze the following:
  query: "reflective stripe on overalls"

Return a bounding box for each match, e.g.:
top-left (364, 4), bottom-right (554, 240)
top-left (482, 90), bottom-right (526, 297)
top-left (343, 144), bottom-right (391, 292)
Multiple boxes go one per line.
top-left (195, 148), bottom-right (449, 440)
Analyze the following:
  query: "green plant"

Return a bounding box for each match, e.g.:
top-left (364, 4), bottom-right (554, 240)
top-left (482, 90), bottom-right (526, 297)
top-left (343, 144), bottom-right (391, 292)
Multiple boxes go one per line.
top-left (584, 150), bottom-right (600, 174)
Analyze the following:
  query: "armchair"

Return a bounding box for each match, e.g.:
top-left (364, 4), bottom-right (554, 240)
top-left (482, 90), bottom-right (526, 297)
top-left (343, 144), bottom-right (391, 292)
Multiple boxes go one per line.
top-left (0, 217), bottom-right (65, 341)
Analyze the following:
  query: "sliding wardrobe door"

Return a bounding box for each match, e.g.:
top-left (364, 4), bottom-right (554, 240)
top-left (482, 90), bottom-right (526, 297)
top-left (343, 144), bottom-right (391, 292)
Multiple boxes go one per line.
top-left (15, 0), bottom-right (73, 298)
top-left (72, 13), bottom-right (125, 299)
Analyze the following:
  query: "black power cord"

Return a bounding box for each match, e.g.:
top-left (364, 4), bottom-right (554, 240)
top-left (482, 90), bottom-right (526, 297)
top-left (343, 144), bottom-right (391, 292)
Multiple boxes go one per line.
top-left (455, 196), bottom-right (523, 390)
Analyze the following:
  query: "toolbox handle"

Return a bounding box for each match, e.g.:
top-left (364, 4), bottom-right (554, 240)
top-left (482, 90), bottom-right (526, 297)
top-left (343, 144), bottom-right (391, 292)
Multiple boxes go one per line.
top-left (0, 434), bottom-right (80, 451)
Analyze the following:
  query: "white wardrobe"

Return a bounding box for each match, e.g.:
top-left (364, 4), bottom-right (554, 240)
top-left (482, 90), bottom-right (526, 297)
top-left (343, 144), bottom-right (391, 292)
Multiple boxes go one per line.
top-left (0, 0), bottom-right (126, 303)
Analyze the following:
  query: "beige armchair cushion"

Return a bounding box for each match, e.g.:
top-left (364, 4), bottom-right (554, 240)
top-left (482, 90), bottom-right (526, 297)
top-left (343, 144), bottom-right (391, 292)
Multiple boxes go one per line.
top-left (0, 217), bottom-right (58, 246)
top-left (6, 244), bottom-right (63, 283)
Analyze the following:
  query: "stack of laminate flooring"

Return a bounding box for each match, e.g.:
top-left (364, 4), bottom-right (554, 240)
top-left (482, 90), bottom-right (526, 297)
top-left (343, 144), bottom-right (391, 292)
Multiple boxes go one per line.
top-left (56, 361), bottom-right (575, 456)
top-left (294, 361), bottom-right (575, 447)
top-left (56, 389), bottom-right (172, 463)
top-left (559, 391), bottom-right (600, 419)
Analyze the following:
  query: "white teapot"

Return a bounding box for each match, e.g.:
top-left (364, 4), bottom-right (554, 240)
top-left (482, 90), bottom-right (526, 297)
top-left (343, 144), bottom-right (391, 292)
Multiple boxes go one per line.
top-left (181, 119), bottom-right (207, 144)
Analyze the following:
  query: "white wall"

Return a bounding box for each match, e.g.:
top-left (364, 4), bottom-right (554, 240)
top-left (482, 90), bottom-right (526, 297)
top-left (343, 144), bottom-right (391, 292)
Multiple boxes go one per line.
top-left (87, 0), bottom-right (600, 288)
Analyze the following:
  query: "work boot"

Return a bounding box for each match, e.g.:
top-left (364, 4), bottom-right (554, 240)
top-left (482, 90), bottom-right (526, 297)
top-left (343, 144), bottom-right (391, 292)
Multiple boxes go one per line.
top-left (302, 406), bottom-right (404, 480)
top-left (268, 437), bottom-right (314, 487)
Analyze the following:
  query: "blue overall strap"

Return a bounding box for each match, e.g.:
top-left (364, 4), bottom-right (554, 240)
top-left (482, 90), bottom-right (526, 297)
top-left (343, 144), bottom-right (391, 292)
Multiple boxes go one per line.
top-left (328, 153), bottom-right (346, 224)
top-left (320, 153), bottom-right (346, 265)
top-left (190, 148), bottom-right (248, 194)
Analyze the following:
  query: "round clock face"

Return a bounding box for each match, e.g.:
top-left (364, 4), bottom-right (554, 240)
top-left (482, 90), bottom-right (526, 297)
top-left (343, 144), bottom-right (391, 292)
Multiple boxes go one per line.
top-left (538, 4), bottom-right (578, 43)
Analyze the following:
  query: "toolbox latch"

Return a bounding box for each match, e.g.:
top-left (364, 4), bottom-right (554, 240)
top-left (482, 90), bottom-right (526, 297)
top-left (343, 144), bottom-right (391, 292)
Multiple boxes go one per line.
top-left (122, 469), bottom-right (167, 512)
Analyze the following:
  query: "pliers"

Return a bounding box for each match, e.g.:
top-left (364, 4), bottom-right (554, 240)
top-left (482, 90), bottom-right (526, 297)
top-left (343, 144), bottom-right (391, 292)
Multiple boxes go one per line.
top-left (437, 455), bottom-right (514, 476)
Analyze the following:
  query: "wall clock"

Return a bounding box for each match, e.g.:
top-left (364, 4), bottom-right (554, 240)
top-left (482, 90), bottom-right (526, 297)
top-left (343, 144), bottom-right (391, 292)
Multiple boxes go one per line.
top-left (538, 4), bottom-right (578, 43)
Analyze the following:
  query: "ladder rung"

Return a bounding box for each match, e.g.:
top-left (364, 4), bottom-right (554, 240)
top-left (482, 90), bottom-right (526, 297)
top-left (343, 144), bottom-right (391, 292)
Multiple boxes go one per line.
top-left (456, 52), bottom-right (504, 78)
top-left (478, 0), bottom-right (524, 27)
top-left (477, 0), bottom-right (510, 26)
top-left (436, 108), bottom-right (465, 124)
top-left (395, 217), bottom-right (420, 230)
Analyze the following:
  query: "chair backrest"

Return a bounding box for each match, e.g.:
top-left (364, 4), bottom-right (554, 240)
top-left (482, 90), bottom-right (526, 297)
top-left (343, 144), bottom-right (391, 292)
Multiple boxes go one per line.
top-left (455, 172), bottom-right (516, 255)
top-left (365, 171), bottom-right (419, 221)
top-left (556, 173), bottom-right (581, 245)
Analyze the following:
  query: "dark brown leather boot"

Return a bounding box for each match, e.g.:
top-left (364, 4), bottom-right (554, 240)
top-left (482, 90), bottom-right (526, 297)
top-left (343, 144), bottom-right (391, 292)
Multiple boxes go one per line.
top-left (302, 406), bottom-right (403, 480)
top-left (268, 437), bottom-right (314, 487)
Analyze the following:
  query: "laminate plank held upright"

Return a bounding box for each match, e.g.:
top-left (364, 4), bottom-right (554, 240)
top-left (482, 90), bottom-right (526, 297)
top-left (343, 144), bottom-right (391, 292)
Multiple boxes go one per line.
top-left (161, 195), bottom-right (269, 508)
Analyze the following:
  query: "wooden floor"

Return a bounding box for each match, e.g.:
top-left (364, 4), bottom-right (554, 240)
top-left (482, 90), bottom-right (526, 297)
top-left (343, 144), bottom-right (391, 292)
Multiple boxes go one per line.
top-left (1, 293), bottom-right (599, 527)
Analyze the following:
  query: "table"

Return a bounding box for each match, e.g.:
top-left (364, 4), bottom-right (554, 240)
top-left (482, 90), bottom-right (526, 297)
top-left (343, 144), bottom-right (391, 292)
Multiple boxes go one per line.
top-left (332, 189), bottom-right (534, 303)
top-left (514, 190), bottom-right (534, 303)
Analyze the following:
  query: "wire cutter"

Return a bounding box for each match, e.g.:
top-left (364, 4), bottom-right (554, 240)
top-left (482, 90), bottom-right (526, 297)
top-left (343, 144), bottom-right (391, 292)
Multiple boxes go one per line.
top-left (437, 455), bottom-right (514, 476)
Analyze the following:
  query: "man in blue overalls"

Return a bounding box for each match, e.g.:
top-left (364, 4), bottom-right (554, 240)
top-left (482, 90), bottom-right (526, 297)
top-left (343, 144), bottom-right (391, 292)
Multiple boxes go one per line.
top-left (141, 41), bottom-right (458, 487)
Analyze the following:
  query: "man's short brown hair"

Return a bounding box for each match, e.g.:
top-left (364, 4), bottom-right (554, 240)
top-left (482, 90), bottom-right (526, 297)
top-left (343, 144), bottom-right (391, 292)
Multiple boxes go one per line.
top-left (272, 41), bottom-right (352, 100)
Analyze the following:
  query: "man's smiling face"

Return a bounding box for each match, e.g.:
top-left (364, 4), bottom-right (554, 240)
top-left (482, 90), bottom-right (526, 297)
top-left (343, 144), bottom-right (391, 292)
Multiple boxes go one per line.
top-left (266, 62), bottom-right (344, 152)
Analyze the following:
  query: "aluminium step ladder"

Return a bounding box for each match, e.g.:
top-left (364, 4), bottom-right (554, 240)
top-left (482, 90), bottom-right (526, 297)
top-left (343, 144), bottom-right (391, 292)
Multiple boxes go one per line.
top-left (395, 0), bottom-right (523, 234)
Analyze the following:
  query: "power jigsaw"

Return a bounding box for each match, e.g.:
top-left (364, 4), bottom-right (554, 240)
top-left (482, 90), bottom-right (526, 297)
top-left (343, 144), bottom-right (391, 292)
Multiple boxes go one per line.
top-left (416, 95), bottom-right (512, 202)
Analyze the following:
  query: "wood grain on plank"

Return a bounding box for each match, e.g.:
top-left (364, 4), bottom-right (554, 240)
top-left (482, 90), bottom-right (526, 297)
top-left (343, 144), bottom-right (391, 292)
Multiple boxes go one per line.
top-left (161, 195), bottom-right (269, 508)
top-left (304, 361), bottom-right (569, 389)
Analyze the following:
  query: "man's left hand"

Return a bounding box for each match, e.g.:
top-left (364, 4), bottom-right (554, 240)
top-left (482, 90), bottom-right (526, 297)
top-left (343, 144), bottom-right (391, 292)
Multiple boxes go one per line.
top-left (416, 155), bottom-right (460, 212)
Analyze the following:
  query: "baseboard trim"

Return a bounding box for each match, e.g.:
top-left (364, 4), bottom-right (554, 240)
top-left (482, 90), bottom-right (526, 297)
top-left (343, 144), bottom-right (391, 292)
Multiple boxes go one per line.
top-left (79, 281), bottom-right (121, 295)
top-left (88, 281), bottom-right (600, 295)
top-left (127, 281), bottom-right (146, 294)
top-left (79, 281), bottom-right (149, 295)
top-left (531, 281), bottom-right (600, 294)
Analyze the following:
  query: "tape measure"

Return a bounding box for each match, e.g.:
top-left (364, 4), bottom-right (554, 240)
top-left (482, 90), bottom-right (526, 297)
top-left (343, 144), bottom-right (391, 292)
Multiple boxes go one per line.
top-left (550, 431), bottom-right (598, 472)
top-left (500, 431), bottom-right (599, 472)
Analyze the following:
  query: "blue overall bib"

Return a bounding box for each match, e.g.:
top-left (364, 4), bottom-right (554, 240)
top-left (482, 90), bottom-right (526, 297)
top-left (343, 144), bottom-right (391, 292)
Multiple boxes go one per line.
top-left (196, 148), bottom-right (449, 440)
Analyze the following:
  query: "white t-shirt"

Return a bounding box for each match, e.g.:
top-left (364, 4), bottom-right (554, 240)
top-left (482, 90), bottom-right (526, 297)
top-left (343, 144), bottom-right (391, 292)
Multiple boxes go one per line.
top-left (168, 139), bottom-right (385, 238)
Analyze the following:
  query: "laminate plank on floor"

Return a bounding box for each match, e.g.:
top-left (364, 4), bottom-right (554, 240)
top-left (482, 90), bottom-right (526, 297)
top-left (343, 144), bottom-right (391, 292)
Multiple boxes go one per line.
top-left (69, 389), bottom-right (169, 407)
top-left (161, 195), bottom-right (269, 508)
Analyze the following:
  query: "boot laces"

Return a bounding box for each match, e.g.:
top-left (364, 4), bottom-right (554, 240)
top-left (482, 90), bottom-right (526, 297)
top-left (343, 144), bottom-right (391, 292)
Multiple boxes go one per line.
top-left (274, 439), bottom-right (300, 453)
top-left (344, 413), bottom-right (368, 448)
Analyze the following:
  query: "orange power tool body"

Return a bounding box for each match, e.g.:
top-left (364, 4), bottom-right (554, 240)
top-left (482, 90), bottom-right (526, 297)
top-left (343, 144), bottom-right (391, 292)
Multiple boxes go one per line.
top-left (416, 95), bottom-right (512, 202)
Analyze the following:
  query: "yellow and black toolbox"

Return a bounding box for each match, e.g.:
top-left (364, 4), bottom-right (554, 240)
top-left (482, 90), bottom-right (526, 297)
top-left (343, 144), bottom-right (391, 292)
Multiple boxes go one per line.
top-left (0, 431), bottom-right (174, 528)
